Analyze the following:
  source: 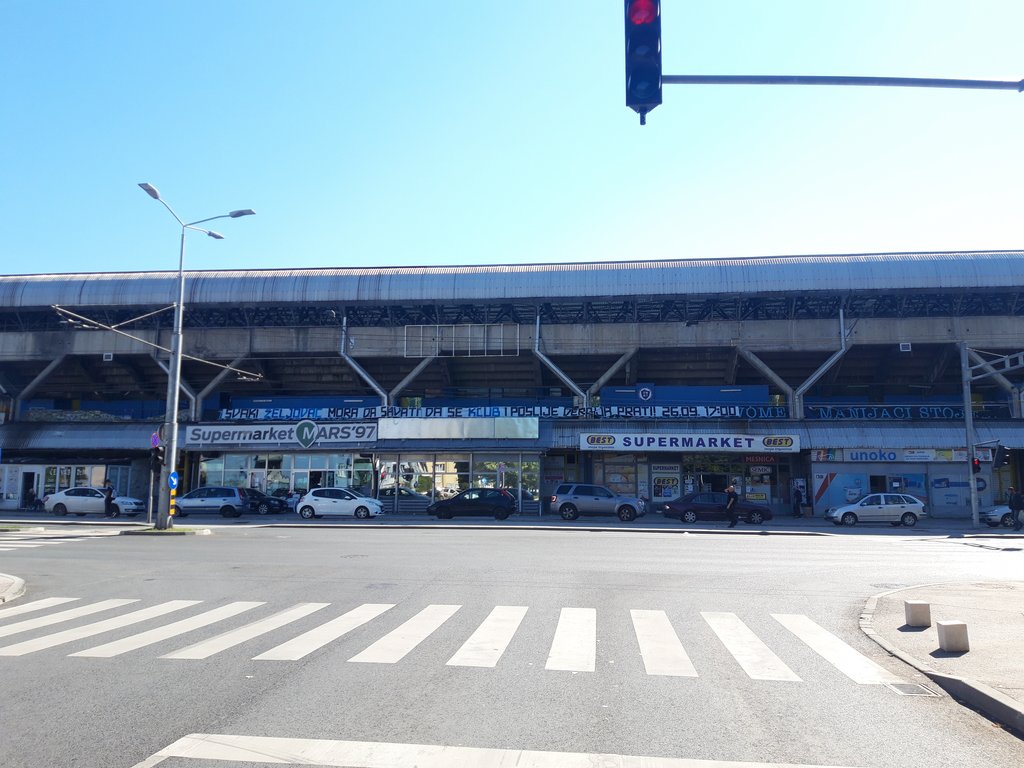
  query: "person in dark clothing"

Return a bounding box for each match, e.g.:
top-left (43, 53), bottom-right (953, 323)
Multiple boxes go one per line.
top-left (1009, 486), bottom-right (1024, 532)
top-left (725, 485), bottom-right (739, 528)
top-left (792, 486), bottom-right (803, 518)
top-left (102, 479), bottom-right (115, 517)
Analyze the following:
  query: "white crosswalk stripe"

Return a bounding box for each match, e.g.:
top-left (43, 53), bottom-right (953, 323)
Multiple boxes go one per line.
top-left (348, 604), bottom-right (461, 664)
top-left (0, 598), bottom-right (907, 689)
top-left (0, 528), bottom-right (119, 552)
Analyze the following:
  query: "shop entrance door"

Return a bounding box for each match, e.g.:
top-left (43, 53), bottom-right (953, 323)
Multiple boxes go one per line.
top-left (21, 471), bottom-right (36, 509)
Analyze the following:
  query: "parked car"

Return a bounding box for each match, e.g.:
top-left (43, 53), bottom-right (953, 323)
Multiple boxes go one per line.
top-left (549, 483), bottom-right (646, 522)
top-left (43, 486), bottom-right (145, 518)
top-left (982, 505), bottom-right (1014, 528)
top-left (427, 488), bottom-right (517, 520)
top-left (296, 487), bottom-right (384, 519)
top-left (174, 486), bottom-right (250, 518)
top-left (824, 493), bottom-right (927, 527)
top-left (661, 491), bottom-right (773, 525)
top-left (245, 488), bottom-right (288, 515)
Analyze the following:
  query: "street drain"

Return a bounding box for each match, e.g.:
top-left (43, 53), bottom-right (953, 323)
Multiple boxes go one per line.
top-left (885, 682), bottom-right (939, 696)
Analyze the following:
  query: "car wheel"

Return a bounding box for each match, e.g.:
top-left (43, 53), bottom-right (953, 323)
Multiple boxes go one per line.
top-left (298, 506), bottom-right (316, 520)
top-left (221, 506), bottom-right (241, 518)
top-left (53, 504), bottom-right (68, 516)
top-left (559, 504), bottom-right (579, 521)
top-left (617, 505), bottom-right (636, 522)
top-left (900, 512), bottom-right (918, 527)
top-left (682, 509), bottom-right (698, 524)
top-left (841, 512), bottom-right (857, 526)
top-left (257, 502), bottom-right (271, 515)
top-left (494, 507), bottom-right (510, 520)
top-left (1002, 513), bottom-right (1015, 528)
top-left (748, 511), bottom-right (764, 524)
top-left (354, 507), bottom-right (370, 519)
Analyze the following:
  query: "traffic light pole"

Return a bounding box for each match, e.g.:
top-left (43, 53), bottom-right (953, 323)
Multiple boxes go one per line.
top-left (962, 343), bottom-right (980, 527)
top-left (662, 74), bottom-right (1024, 92)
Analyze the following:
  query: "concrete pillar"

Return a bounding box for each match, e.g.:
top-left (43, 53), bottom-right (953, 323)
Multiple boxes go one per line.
top-left (904, 600), bottom-right (931, 628)
top-left (936, 620), bottom-right (970, 652)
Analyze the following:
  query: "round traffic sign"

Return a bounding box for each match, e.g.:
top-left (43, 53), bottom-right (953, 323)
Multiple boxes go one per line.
top-left (168, 471), bottom-right (179, 490)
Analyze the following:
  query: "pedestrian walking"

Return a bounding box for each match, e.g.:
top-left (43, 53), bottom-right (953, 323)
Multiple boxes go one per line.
top-left (1009, 486), bottom-right (1024, 531)
top-left (102, 478), bottom-right (115, 517)
top-left (792, 486), bottom-right (803, 518)
top-left (725, 485), bottom-right (739, 528)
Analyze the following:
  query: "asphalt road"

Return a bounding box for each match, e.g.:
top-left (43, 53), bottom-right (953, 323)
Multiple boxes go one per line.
top-left (1, 524), bottom-right (1022, 768)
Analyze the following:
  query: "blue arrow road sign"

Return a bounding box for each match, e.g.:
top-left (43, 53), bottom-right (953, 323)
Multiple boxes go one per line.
top-left (168, 472), bottom-right (179, 490)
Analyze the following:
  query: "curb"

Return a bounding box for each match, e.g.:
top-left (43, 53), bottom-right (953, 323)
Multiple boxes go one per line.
top-left (118, 528), bottom-right (212, 536)
top-left (257, 522), bottom-right (831, 536)
top-left (0, 573), bottom-right (26, 604)
top-left (860, 584), bottom-right (1024, 737)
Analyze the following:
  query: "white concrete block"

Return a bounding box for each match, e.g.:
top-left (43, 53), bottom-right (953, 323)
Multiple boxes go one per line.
top-left (904, 600), bottom-right (931, 628)
top-left (936, 620), bottom-right (970, 653)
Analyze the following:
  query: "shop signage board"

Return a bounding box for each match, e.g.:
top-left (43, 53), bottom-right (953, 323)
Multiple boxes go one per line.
top-left (184, 422), bottom-right (377, 449)
top-left (579, 433), bottom-right (800, 453)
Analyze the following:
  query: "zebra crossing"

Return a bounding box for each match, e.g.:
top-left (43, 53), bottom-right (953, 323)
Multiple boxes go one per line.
top-left (0, 527), bottom-right (119, 551)
top-left (0, 596), bottom-right (907, 687)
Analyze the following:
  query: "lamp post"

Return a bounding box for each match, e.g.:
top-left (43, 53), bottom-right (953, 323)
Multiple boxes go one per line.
top-left (139, 183), bottom-right (254, 529)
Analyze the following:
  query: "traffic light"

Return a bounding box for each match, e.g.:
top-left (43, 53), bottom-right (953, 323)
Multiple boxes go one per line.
top-left (150, 445), bottom-right (165, 474)
top-left (971, 457), bottom-right (982, 474)
top-left (994, 445), bottom-right (1010, 467)
top-left (624, 0), bottom-right (662, 124)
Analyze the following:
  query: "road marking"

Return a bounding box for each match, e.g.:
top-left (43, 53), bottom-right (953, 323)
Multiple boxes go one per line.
top-left (546, 607), bottom-right (596, 672)
top-left (131, 732), bottom-right (868, 768)
top-left (349, 604), bottom-right (461, 664)
top-left (772, 614), bottom-right (906, 685)
top-left (631, 609), bottom-right (698, 677)
top-left (0, 599), bottom-right (137, 639)
top-left (253, 603), bottom-right (395, 661)
top-left (0, 597), bottom-right (79, 619)
top-left (71, 602), bottom-right (266, 658)
top-left (0, 543), bottom-right (43, 548)
top-left (701, 612), bottom-right (801, 681)
top-left (164, 602), bottom-right (329, 660)
top-left (446, 605), bottom-right (528, 667)
top-left (0, 600), bottom-right (200, 656)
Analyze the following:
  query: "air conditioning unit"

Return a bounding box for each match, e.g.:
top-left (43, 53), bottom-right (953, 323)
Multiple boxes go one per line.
top-left (899, 343), bottom-right (912, 352)
top-left (102, 352), bottom-right (114, 362)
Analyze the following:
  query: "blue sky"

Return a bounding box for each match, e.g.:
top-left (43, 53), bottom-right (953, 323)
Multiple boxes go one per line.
top-left (2, 1), bottom-right (1022, 274)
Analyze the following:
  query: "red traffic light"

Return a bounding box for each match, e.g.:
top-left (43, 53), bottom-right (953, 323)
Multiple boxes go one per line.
top-left (627, 0), bottom-right (657, 25)
top-left (971, 457), bottom-right (982, 474)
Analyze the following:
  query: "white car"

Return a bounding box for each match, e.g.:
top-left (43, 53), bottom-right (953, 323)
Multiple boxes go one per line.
top-left (982, 505), bottom-right (1014, 528)
top-left (43, 487), bottom-right (145, 518)
top-left (296, 488), bottom-right (383, 519)
top-left (825, 493), bottom-right (927, 527)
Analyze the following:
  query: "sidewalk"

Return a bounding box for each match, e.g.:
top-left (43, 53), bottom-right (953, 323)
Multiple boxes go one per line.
top-left (862, 580), bottom-right (1024, 736)
top-left (0, 572), bottom-right (26, 604)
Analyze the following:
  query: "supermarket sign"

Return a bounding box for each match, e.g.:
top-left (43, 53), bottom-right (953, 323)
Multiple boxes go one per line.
top-left (579, 433), bottom-right (799, 453)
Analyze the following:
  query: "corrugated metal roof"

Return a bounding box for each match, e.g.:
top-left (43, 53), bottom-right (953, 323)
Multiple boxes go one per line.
top-left (0, 423), bottom-right (160, 451)
top-left (1, 250), bottom-right (1022, 308)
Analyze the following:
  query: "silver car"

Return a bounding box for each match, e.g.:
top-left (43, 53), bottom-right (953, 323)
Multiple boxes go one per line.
top-left (825, 493), bottom-right (927, 527)
top-left (549, 483), bottom-right (646, 522)
top-left (982, 505), bottom-right (1014, 528)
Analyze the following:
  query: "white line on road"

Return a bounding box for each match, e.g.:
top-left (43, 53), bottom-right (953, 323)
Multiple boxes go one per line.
top-left (0, 600), bottom-right (200, 656)
top-left (0, 599), bottom-right (137, 639)
top-left (70, 601), bottom-right (267, 658)
top-left (348, 604), bottom-right (461, 664)
top-left (631, 609), bottom-right (698, 677)
top-left (0, 597), bottom-right (79, 619)
top-left (546, 607), bottom-right (596, 672)
top-left (252, 603), bottom-right (395, 661)
top-left (130, 732), bottom-right (868, 768)
top-left (701, 612), bottom-right (801, 681)
top-left (163, 602), bottom-right (329, 660)
top-left (446, 605), bottom-right (528, 667)
top-left (772, 613), bottom-right (906, 684)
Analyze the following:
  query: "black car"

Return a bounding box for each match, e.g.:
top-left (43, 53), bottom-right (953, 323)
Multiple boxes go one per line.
top-left (427, 488), bottom-right (517, 520)
top-left (245, 489), bottom-right (288, 515)
top-left (661, 491), bottom-right (773, 524)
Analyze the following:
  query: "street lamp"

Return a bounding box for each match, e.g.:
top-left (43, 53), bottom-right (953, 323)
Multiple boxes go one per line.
top-left (139, 183), bottom-right (255, 529)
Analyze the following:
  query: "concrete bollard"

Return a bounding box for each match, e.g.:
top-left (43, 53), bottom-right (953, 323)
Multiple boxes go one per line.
top-left (904, 600), bottom-right (932, 628)
top-left (936, 620), bottom-right (970, 653)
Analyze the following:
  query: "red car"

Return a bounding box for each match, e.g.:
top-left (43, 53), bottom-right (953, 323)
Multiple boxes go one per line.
top-left (661, 491), bottom-right (773, 524)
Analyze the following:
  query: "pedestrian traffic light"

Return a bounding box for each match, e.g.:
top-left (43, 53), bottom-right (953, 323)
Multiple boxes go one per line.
top-left (971, 457), bottom-right (982, 474)
top-left (150, 445), bottom-right (165, 474)
top-left (624, 0), bottom-right (662, 124)
top-left (994, 445), bottom-right (1010, 467)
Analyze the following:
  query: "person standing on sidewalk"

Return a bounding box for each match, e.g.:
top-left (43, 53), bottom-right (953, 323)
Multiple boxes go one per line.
top-left (792, 486), bottom-right (803, 518)
top-left (725, 485), bottom-right (739, 528)
top-left (1009, 486), bottom-right (1023, 531)
top-left (102, 478), bottom-right (115, 518)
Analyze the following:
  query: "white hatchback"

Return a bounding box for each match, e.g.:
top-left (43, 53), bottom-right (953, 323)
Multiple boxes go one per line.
top-left (296, 488), bottom-right (383, 519)
top-left (43, 487), bottom-right (145, 518)
top-left (825, 493), bottom-right (927, 527)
